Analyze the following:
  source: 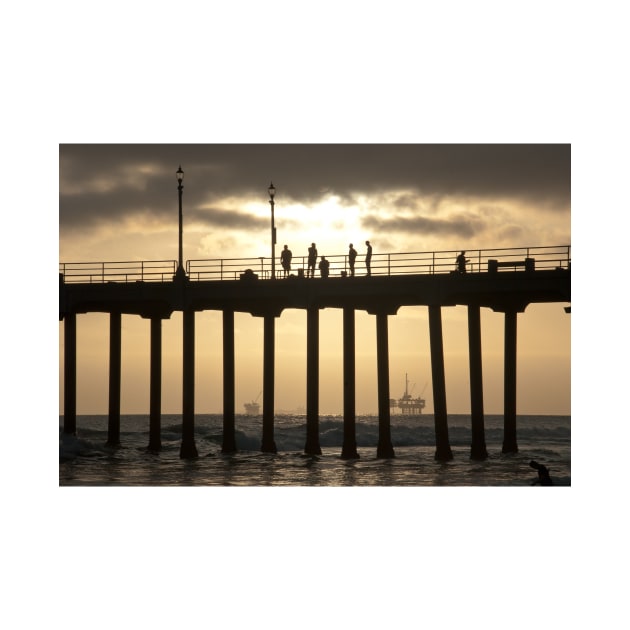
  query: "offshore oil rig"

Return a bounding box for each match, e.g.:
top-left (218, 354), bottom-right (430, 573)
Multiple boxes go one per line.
top-left (390, 374), bottom-right (427, 414)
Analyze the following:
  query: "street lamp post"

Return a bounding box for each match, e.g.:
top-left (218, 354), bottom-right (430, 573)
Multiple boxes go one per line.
top-left (268, 181), bottom-right (276, 279)
top-left (175, 165), bottom-right (186, 280)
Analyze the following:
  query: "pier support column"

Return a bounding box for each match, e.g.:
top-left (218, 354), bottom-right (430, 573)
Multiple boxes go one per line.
top-left (305, 306), bottom-right (322, 455)
top-left (376, 312), bottom-right (395, 459)
top-left (148, 316), bottom-right (162, 452)
top-left (428, 305), bottom-right (453, 461)
top-left (502, 310), bottom-right (518, 453)
top-left (261, 314), bottom-right (278, 453)
top-left (222, 310), bottom-right (237, 453)
top-left (63, 313), bottom-right (77, 435)
top-left (341, 307), bottom-right (359, 459)
top-left (180, 308), bottom-right (198, 459)
top-left (468, 305), bottom-right (488, 460)
top-left (107, 312), bottom-right (122, 447)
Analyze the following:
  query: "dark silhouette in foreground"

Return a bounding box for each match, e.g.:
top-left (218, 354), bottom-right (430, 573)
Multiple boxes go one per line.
top-left (348, 243), bottom-right (357, 276)
top-left (319, 256), bottom-right (330, 278)
top-left (365, 240), bottom-right (372, 275)
top-left (280, 244), bottom-right (292, 278)
top-left (529, 460), bottom-right (553, 486)
top-left (456, 250), bottom-right (469, 273)
top-left (307, 243), bottom-right (317, 278)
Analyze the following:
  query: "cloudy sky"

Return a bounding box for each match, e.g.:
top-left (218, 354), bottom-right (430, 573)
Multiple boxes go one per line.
top-left (59, 144), bottom-right (570, 416)
top-left (60, 144), bottom-right (570, 263)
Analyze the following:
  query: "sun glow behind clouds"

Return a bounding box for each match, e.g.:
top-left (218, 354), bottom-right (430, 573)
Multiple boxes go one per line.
top-left (187, 189), bottom-right (572, 264)
top-left (214, 194), bottom-right (367, 260)
top-left (279, 195), bottom-right (364, 254)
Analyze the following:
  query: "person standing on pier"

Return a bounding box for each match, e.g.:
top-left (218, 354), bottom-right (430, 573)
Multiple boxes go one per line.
top-left (456, 250), bottom-right (469, 273)
top-left (348, 243), bottom-right (357, 276)
top-left (280, 244), bottom-right (292, 277)
top-left (365, 240), bottom-right (373, 275)
top-left (319, 256), bottom-right (330, 278)
top-left (307, 242), bottom-right (317, 278)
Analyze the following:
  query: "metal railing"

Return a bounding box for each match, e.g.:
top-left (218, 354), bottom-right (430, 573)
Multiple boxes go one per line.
top-left (59, 246), bottom-right (570, 283)
top-left (187, 245), bottom-right (571, 281)
top-left (59, 260), bottom-right (177, 283)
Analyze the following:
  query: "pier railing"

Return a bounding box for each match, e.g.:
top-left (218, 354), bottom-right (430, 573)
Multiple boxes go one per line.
top-left (187, 245), bottom-right (571, 281)
top-left (59, 245), bottom-right (570, 283)
top-left (59, 260), bottom-right (177, 284)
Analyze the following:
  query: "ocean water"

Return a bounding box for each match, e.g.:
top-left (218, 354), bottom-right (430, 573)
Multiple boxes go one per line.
top-left (59, 413), bottom-right (571, 486)
top-left (55, 411), bottom-right (577, 629)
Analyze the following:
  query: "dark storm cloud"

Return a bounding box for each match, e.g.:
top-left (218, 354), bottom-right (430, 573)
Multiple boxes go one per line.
top-left (188, 206), bottom-right (268, 230)
top-left (362, 213), bottom-right (485, 238)
top-left (59, 144), bottom-right (570, 231)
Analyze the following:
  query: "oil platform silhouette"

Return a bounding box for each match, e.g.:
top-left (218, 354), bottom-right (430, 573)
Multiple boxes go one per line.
top-left (390, 374), bottom-right (427, 414)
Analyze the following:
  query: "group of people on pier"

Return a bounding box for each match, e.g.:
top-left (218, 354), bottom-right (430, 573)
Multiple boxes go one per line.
top-left (280, 241), bottom-right (373, 278)
top-left (279, 245), bottom-right (471, 277)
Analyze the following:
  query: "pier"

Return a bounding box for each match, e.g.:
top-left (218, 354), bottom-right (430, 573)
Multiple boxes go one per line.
top-left (59, 245), bottom-right (570, 460)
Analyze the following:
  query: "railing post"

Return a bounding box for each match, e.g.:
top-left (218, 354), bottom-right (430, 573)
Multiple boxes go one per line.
top-left (388, 253), bottom-right (391, 276)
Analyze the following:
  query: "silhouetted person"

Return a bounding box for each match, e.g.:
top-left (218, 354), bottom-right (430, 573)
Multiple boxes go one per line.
top-left (348, 243), bottom-right (357, 276)
top-left (456, 250), bottom-right (469, 273)
top-left (280, 244), bottom-right (292, 277)
top-left (529, 460), bottom-right (553, 486)
top-left (307, 243), bottom-right (317, 278)
top-left (319, 256), bottom-right (330, 278)
top-left (365, 240), bottom-right (372, 275)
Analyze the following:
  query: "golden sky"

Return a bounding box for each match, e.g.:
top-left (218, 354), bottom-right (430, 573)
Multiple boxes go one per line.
top-left (59, 144), bottom-right (570, 415)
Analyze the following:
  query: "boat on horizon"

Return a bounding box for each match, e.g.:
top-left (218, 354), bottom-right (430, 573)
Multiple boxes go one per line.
top-left (244, 392), bottom-right (261, 415)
